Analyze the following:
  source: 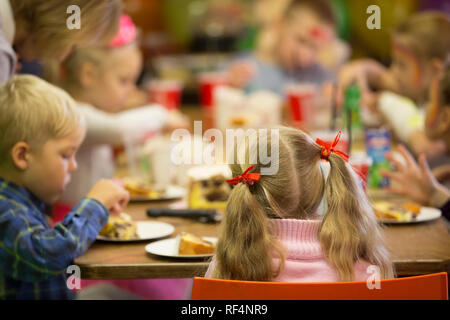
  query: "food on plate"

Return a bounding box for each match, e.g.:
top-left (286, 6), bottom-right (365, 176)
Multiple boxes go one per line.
top-left (123, 177), bottom-right (164, 198)
top-left (99, 213), bottom-right (138, 239)
top-left (187, 165), bottom-right (231, 210)
top-left (402, 202), bottom-right (421, 216)
top-left (177, 232), bottom-right (216, 255)
top-left (372, 201), bottom-right (421, 222)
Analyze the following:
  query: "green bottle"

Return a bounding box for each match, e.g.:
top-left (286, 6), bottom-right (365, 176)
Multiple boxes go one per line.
top-left (344, 84), bottom-right (364, 152)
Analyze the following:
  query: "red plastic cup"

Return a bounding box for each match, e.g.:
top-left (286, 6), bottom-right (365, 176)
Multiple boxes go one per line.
top-left (310, 130), bottom-right (350, 155)
top-left (349, 153), bottom-right (373, 192)
top-left (148, 80), bottom-right (183, 110)
top-left (285, 84), bottom-right (316, 128)
top-left (198, 72), bottom-right (229, 110)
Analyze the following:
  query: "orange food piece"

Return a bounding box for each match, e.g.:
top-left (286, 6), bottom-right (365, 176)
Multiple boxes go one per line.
top-left (178, 233), bottom-right (216, 255)
top-left (402, 202), bottom-right (421, 216)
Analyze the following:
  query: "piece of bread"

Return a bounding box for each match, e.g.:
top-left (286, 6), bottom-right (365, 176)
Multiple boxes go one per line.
top-left (99, 213), bottom-right (138, 239)
top-left (177, 233), bottom-right (216, 255)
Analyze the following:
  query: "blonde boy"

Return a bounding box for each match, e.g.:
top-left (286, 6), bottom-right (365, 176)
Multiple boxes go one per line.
top-left (0, 75), bottom-right (129, 299)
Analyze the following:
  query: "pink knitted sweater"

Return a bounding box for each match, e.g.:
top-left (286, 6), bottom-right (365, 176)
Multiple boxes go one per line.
top-left (205, 219), bottom-right (372, 282)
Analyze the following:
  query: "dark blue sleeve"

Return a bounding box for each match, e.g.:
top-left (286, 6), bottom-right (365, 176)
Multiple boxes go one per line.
top-left (0, 198), bottom-right (108, 282)
top-left (441, 200), bottom-right (450, 222)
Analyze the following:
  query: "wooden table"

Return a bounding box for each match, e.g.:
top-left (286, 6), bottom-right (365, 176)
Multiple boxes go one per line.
top-left (75, 190), bottom-right (450, 279)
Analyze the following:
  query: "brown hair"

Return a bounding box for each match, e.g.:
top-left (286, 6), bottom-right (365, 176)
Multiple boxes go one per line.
top-left (11, 0), bottom-right (122, 60)
top-left (213, 127), bottom-right (394, 281)
top-left (394, 11), bottom-right (450, 62)
top-left (440, 63), bottom-right (450, 107)
top-left (283, 0), bottom-right (336, 27)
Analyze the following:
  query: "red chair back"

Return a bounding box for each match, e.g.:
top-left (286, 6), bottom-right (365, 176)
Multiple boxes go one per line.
top-left (192, 273), bottom-right (448, 300)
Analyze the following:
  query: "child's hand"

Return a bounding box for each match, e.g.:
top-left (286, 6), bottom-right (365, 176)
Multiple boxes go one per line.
top-left (87, 179), bottom-right (130, 216)
top-left (337, 59), bottom-right (387, 108)
top-left (227, 62), bottom-right (255, 88)
top-left (380, 145), bottom-right (440, 205)
top-left (162, 110), bottom-right (191, 133)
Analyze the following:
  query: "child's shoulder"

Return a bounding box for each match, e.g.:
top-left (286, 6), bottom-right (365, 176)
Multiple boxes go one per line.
top-left (0, 193), bottom-right (45, 226)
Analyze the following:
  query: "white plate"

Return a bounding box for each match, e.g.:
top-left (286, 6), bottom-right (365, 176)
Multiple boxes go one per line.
top-left (96, 221), bottom-right (175, 242)
top-left (379, 206), bottom-right (441, 224)
top-left (145, 237), bottom-right (218, 259)
top-left (129, 185), bottom-right (187, 202)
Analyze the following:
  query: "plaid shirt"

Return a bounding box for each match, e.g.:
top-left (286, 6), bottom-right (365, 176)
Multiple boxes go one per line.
top-left (0, 177), bottom-right (108, 300)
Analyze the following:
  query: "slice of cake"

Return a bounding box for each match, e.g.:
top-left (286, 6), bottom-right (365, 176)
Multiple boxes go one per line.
top-left (187, 165), bottom-right (232, 210)
top-left (176, 232), bottom-right (216, 255)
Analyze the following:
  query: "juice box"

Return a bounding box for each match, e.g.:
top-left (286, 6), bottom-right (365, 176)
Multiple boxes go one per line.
top-left (365, 128), bottom-right (391, 188)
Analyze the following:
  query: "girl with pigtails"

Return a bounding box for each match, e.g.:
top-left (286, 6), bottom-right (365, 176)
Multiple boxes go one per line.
top-left (205, 127), bottom-right (394, 282)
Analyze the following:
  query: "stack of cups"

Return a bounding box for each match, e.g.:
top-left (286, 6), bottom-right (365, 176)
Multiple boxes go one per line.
top-left (285, 83), bottom-right (317, 132)
top-left (349, 152), bottom-right (373, 193)
top-left (148, 79), bottom-right (183, 110)
top-left (198, 72), bottom-right (229, 129)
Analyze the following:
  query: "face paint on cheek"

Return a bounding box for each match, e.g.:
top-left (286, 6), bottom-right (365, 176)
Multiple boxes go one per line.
top-left (393, 43), bottom-right (422, 87)
top-left (426, 77), bottom-right (441, 128)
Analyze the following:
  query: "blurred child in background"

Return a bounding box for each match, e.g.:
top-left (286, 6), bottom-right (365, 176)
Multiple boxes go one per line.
top-left (0, 0), bottom-right (122, 84)
top-left (381, 64), bottom-right (450, 221)
top-left (56, 14), bottom-right (187, 210)
top-left (206, 127), bottom-right (393, 282)
top-left (225, 0), bottom-right (346, 96)
top-left (54, 14), bottom-right (191, 300)
top-left (0, 75), bottom-right (129, 299)
top-left (339, 12), bottom-right (450, 160)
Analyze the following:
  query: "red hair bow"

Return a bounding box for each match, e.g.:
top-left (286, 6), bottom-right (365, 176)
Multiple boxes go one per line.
top-left (226, 165), bottom-right (261, 186)
top-left (316, 131), bottom-right (349, 162)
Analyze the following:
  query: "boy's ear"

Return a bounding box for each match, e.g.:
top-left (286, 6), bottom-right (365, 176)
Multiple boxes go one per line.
top-left (79, 62), bottom-right (98, 89)
top-left (11, 142), bottom-right (31, 170)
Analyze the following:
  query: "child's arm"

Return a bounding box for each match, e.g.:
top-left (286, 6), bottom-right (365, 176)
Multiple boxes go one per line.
top-left (338, 59), bottom-right (397, 92)
top-left (80, 104), bottom-right (169, 147)
top-left (0, 180), bottom-right (129, 282)
top-left (377, 91), bottom-right (448, 158)
top-left (227, 61), bottom-right (256, 89)
top-left (0, 198), bottom-right (108, 282)
top-left (0, 29), bottom-right (16, 85)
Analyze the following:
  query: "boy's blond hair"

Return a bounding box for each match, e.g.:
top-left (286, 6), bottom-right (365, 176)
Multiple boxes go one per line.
top-left (0, 75), bottom-right (84, 166)
top-left (11, 0), bottom-right (122, 60)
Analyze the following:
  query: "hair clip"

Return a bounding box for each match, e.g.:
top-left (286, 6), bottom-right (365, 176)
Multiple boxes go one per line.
top-left (226, 165), bottom-right (261, 186)
top-left (316, 131), bottom-right (349, 162)
top-left (109, 14), bottom-right (137, 48)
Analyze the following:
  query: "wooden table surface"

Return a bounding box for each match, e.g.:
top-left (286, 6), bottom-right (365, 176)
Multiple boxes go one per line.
top-left (75, 190), bottom-right (450, 279)
top-left (75, 105), bottom-right (449, 279)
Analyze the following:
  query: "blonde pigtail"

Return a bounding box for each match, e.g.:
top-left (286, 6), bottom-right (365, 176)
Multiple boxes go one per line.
top-left (320, 153), bottom-right (394, 281)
